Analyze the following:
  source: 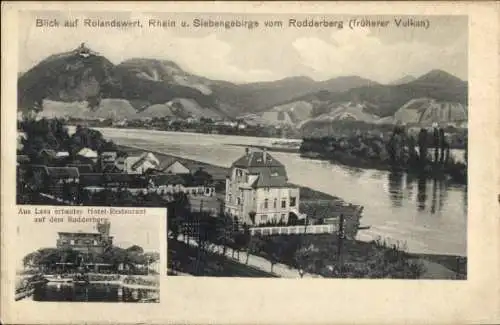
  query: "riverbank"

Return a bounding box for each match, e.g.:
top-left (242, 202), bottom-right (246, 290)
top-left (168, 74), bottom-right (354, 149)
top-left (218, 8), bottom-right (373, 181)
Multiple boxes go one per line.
top-left (115, 145), bottom-right (467, 278)
top-left (307, 151), bottom-right (466, 184)
top-left (117, 144), bottom-right (345, 202)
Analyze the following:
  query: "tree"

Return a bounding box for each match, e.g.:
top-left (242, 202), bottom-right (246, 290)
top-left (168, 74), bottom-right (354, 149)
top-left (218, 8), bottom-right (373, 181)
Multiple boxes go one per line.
top-left (262, 237), bottom-right (282, 273)
top-left (240, 223), bottom-right (252, 264)
top-left (247, 236), bottom-right (265, 265)
top-left (418, 128), bottom-right (429, 167)
top-left (248, 211), bottom-right (256, 225)
top-left (126, 245), bottom-right (144, 254)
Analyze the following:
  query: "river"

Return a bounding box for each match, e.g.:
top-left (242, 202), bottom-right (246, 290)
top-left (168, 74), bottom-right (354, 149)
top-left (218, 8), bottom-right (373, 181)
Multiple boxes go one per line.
top-left (89, 127), bottom-right (467, 257)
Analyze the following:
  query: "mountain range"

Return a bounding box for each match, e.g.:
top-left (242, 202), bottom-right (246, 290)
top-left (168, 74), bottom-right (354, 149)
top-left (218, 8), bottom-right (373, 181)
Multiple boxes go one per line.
top-left (18, 44), bottom-right (468, 127)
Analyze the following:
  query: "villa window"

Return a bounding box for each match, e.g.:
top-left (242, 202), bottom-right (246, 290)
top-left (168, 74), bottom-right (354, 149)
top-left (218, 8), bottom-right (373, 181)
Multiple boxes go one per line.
top-left (228, 194), bottom-right (232, 203)
top-left (93, 240), bottom-right (98, 245)
top-left (281, 214), bottom-right (286, 220)
top-left (264, 198), bottom-right (269, 209)
top-left (273, 198), bottom-right (277, 208)
top-left (281, 199), bottom-right (286, 208)
top-left (290, 197), bottom-right (296, 207)
top-left (261, 215), bottom-right (268, 223)
top-left (237, 197), bottom-right (241, 205)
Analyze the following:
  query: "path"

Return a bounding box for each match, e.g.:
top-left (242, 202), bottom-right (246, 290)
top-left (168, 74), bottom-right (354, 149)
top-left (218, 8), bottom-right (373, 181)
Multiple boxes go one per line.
top-left (175, 234), bottom-right (322, 278)
top-left (414, 259), bottom-right (459, 279)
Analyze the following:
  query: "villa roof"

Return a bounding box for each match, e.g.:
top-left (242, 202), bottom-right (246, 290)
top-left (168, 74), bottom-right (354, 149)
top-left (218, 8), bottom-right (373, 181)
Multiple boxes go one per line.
top-left (244, 167), bottom-right (290, 188)
top-left (232, 150), bottom-right (284, 168)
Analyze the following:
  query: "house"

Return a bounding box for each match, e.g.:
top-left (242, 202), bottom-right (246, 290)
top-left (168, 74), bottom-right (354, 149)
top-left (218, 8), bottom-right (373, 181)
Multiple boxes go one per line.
top-left (80, 173), bottom-right (149, 193)
top-left (17, 132), bottom-right (26, 150)
top-left (101, 151), bottom-right (118, 163)
top-left (77, 147), bottom-right (98, 161)
top-left (101, 163), bottom-right (121, 173)
top-left (57, 220), bottom-right (112, 255)
top-left (148, 174), bottom-right (186, 195)
top-left (162, 160), bottom-right (190, 174)
top-left (182, 173), bottom-right (216, 197)
top-left (68, 164), bottom-right (94, 173)
top-left (124, 152), bottom-right (160, 174)
top-left (225, 148), bottom-right (301, 225)
top-left (45, 167), bottom-right (80, 199)
top-left (17, 155), bottom-right (30, 165)
top-left (70, 156), bottom-right (96, 167)
top-left (46, 167), bottom-right (80, 183)
top-left (56, 151), bottom-right (70, 159)
top-left (114, 155), bottom-right (127, 171)
top-left (38, 149), bottom-right (57, 165)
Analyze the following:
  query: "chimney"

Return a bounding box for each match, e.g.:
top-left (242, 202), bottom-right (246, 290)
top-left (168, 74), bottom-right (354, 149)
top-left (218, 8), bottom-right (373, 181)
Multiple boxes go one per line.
top-left (263, 148), bottom-right (267, 162)
top-left (245, 147), bottom-right (250, 156)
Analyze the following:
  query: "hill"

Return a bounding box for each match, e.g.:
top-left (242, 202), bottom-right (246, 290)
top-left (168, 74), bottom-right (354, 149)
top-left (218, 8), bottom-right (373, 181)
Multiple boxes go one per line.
top-left (18, 44), bottom-right (225, 119)
top-left (393, 98), bottom-right (467, 126)
top-left (18, 44), bottom-right (468, 126)
top-left (389, 75), bottom-right (416, 85)
top-left (275, 69), bottom-right (467, 119)
top-left (18, 45), bottom-right (117, 111)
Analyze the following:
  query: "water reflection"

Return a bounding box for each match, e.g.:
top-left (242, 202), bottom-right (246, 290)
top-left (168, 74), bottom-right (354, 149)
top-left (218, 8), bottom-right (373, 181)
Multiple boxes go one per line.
top-left (387, 171), bottom-right (451, 215)
top-left (95, 127), bottom-right (467, 256)
top-left (33, 283), bottom-right (159, 302)
top-left (388, 171), bottom-right (404, 207)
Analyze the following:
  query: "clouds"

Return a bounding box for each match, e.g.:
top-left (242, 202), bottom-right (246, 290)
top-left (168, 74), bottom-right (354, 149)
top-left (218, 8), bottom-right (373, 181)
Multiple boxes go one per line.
top-left (19, 12), bottom-right (467, 83)
top-left (292, 27), bottom-right (466, 83)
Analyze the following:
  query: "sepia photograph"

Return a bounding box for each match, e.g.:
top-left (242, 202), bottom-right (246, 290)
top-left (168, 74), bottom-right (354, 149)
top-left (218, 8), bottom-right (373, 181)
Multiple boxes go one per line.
top-left (15, 212), bottom-right (161, 303)
top-left (15, 11), bottom-right (467, 280)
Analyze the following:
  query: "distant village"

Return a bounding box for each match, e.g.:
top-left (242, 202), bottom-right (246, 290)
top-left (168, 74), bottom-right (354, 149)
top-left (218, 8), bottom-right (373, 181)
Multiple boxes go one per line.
top-left (16, 118), bottom-right (362, 234)
top-left (17, 138), bottom-right (219, 209)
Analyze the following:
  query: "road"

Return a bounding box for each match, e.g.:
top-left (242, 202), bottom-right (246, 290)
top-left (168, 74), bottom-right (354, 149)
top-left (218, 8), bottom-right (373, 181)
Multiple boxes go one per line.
top-left (176, 234), bottom-right (322, 278)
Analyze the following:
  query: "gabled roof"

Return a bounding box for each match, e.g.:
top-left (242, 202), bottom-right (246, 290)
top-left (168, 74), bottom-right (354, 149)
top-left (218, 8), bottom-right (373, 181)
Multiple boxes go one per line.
top-left (232, 150), bottom-right (284, 168)
top-left (39, 149), bottom-right (57, 158)
top-left (128, 152), bottom-right (160, 171)
top-left (102, 163), bottom-right (120, 173)
top-left (77, 147), bottom-right (98, 158)
top-left (46, 167), bottom-right (80, 178)
top-left (247, 167), bottom-right (290, 188)
top-left (161, 160), bottom-right (191, 173)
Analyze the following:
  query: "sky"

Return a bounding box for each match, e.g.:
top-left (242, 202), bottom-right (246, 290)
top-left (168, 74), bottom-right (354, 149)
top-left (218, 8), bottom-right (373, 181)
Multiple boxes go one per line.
top-left (16, 211), bottom-right (162, 269)
top-left (18, 11), bottom-right (468, 84)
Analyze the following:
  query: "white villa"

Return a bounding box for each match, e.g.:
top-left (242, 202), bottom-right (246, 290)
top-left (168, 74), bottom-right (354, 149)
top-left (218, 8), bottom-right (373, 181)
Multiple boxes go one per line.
top-left (225, 148), bottom-right (302, 225)
top-left (124, 152), bottom-right (160, 174)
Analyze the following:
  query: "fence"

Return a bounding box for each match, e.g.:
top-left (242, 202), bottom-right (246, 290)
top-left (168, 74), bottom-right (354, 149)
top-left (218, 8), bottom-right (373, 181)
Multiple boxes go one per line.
top-left (250, 224), bottom-right (338, 236)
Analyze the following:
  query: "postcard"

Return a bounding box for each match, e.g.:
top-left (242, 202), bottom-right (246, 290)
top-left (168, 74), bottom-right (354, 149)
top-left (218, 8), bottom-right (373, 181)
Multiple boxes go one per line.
top-left (1, 1), bottom-right (499, 324)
